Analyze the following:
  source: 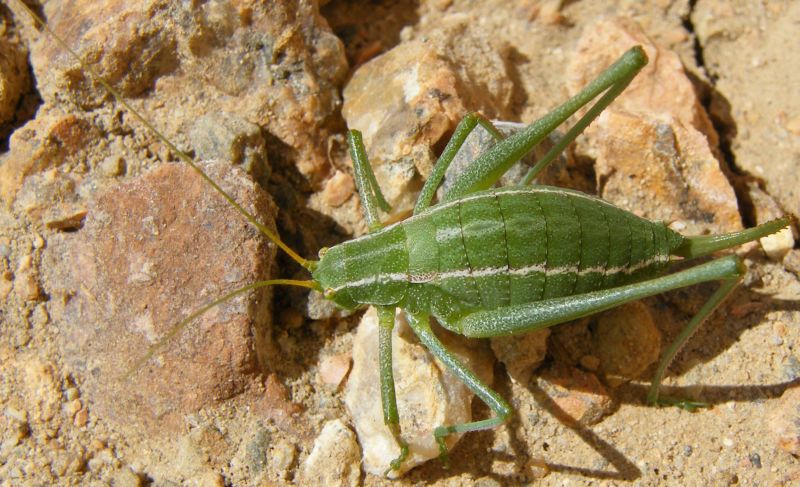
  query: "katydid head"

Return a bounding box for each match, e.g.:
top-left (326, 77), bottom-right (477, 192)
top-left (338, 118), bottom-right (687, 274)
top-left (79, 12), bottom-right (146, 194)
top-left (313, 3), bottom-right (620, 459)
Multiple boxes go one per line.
top-left (311, 245), bottom-right (361, 311)
top-left (312, 225), bottom-right (410, 310)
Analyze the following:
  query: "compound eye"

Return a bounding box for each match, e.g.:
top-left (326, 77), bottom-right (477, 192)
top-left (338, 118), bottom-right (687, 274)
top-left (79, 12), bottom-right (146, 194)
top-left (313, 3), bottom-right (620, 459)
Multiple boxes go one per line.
top-left (318, 247), bottom-right (329, 258)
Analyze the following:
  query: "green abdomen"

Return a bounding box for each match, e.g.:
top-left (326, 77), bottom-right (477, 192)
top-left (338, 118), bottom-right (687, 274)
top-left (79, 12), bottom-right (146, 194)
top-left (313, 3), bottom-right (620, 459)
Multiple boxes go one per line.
top-left (401, 186), bottom-right (681, 321)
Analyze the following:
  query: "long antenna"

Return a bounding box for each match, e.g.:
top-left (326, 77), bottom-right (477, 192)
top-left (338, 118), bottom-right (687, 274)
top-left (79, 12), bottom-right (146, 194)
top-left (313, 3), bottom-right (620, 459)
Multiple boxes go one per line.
top-left (11, 0), bottom-right (313, 270)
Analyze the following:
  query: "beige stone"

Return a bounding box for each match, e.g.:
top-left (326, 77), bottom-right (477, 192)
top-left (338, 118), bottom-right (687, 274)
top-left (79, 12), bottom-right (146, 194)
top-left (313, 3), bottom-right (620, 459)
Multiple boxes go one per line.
top-left (344, 307), bottom-right (494, 477)
top-left (300, 419), bottom-right (361, 487)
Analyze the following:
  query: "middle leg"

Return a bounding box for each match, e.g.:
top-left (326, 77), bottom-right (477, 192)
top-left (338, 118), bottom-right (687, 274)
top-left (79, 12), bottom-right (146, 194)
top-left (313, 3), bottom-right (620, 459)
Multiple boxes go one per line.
top-left (414, 112), bottom-right (504, 213)
top-left (405, 313), bottom-right (512, 463)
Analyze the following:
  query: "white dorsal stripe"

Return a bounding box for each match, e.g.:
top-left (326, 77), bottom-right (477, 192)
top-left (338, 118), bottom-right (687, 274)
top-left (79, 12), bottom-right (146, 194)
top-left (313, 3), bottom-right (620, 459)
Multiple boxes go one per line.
top-left (333, 253), bottom-right (668, 293)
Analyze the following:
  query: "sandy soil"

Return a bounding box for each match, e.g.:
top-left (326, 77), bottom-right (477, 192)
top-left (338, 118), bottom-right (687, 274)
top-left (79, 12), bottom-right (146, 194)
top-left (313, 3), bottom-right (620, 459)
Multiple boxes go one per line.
top-left (0, 0), bottom-right (798, 485)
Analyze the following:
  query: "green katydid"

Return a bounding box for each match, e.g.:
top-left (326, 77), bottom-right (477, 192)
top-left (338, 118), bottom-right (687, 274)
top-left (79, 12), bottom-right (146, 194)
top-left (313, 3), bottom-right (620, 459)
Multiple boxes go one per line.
top-left (17, 0), bottom-right (789, 474)
top-left (329, 46), bottom-right (788, 469)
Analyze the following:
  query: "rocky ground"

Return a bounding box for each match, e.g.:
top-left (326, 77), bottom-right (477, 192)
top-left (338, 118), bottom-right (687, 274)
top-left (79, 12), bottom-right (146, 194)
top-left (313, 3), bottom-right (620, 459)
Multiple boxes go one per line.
top-left (0, 0), bottom-right (798, 485)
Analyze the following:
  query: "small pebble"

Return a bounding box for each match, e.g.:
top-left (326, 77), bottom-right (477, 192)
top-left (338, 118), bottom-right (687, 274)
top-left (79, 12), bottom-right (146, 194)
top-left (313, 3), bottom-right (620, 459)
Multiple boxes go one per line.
top-left (322, 171), bottom-right (355, 207)
top-left (491, 329), bottom-right (549, 383)
top-left (64, 387), bottom-right (80, 401)
top-left (760, 226), bottom-right (794, 260)
top-left (579, 354), bottom-right (601, 371)
top-left (64, 399), bottom-right (82, 417)
top-left (536, 364), bottom-right (614, 425)
top-left (111, 468), bottom-right (142, 487)
top-left (99, 156), bottom-right (126, 177)
top-left (670, 221), bottom-right (687, 232)
top-left (4, 407), bottom-right (28, 423)
top-left (318, 353), bottom-right (351, 388)
top-left (268, 439), bottom-right (296, 480)
top-left (300, 419), bottom-right (361, 487)
top-left (15, 269), bottom-right (42, 301)
top-left (785, 114), bottom-right (800, 136)
top-left (749, 452), bottom-right (762, 468)
top-left (45, 208), bottom-right (88, 230)
top-left (592, 302), bottom-right (660, 378)
top-left (74, 407), bottom-right (89, 427)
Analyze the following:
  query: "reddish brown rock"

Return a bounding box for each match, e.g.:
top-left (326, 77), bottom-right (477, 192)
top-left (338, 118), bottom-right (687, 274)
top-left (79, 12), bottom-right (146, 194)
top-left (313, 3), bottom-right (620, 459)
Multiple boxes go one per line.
top-left (567, 18), bottom-right (741, 235)
top-left (536, 364), bottom-right (615, 426)
top-left (568, 17), bottom-right (717, 146)
top-left (592, 110), bottom-right (741, 235)
top-left (591, 301), bottom-right (661, 380)
top-left (42, 161), bottom-right (277, 435)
